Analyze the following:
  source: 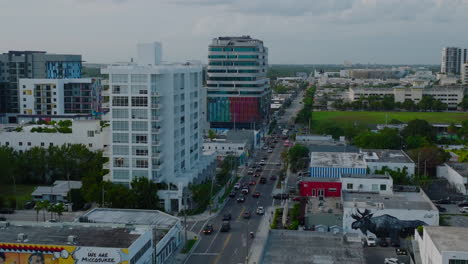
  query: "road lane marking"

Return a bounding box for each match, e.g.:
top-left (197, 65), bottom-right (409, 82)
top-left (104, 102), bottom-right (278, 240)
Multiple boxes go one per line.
top-left (205, 226), bottom-right (221, 253)
top-left (238, 207), bottom-right (245, 220)
top-left (212, 233), bottom-right (232, 264)
top-left (191, 253), bottom-right (220, 256)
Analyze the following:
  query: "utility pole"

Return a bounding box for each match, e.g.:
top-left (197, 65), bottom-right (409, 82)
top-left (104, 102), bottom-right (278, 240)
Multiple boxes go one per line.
top-left (209, 172), bottom-right (215, 215)
top-left (183, 191), bottom-right (188, 251)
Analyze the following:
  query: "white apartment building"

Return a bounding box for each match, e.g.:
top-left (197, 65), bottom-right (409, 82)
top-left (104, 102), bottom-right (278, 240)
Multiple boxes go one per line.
top-left (19, 78), bottom-right (101, 116)
top-left (462, 63), bottom-right (468, 85)
top-left (441, 47), bottom-right (467, 75)
top-left (341, 173), bottom-right (393, 195)
top-left (348, 86), bottom-right (466, 109)
top-left (415, 226), bottom-right (468, 264)
top-left (0, 119), bottom-right (108, 151)
top-left (102, 43), bottom-right (215, 212)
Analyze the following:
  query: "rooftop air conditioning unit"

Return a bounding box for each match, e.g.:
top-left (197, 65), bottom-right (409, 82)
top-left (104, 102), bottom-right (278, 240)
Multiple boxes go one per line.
top-left (67, 235), bottom-right (77, 244)
top-left (17, 233), bottom-right (27, 242)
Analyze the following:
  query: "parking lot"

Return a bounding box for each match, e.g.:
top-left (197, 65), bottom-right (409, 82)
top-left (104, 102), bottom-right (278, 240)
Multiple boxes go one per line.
top-left (364, 245), bottom-right (410, 264)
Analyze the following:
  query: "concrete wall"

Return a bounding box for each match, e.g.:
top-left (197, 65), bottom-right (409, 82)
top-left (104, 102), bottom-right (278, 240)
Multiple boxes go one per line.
top-left (127, 229), bottom-right (154, 264)
top-left (437, 164), bottom-right (468, 195)
top-left (367, 161), bottom-right (415, 176)
top-left (156, 221), bottom-right (182, 264)
top-left (341, 177), bottom-right (393, 195)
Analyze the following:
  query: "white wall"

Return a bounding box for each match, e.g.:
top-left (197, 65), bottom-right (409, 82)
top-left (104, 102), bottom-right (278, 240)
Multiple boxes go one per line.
top-left (437, 164), bottom-right (468, 195)
top-left (341, 177), bottom-right (393, 195)
top-left (156, 221), bottom-right (182, 264)
top-left (367, 161), bottom-right (415, 176)
top-left (127, 229), bottom-right (154, 264)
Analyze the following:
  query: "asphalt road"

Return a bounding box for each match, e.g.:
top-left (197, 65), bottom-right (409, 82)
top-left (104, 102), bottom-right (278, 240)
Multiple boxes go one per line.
top-left (185, 91), bottom-right (305, 264)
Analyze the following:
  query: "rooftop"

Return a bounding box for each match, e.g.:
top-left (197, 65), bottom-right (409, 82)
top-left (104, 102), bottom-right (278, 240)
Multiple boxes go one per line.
top-left (0, 223), bottom-right (144, 248)
top-left (342, 190), bottom-right (436, 211)
top-left (309, 152), bottom-right (366, 168)
top-left (262, 230), bottom-right (364, 264)
top-left (81, 208), bottom-right (179, 230)
top-left (301, 177), bottom-right (341, 182)
top-left (424, 226), bottom-right (468, 253)
top-left (31, 181), bottom-right (82, 197)
top-left (362, 149), bottom-right (414, 164)
top-left (448, 162), bottom-right (468, 178)
top-left (341, 173), bottom-right (391, 179)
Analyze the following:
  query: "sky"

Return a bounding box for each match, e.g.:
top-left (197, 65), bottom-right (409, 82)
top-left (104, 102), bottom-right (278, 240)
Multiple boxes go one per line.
top-left (0, 0), bottom-right (467, 64)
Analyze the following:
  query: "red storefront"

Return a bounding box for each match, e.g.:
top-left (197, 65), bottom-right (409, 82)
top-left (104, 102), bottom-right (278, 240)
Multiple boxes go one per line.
top-left (299, 178), bottom-right (342, 197)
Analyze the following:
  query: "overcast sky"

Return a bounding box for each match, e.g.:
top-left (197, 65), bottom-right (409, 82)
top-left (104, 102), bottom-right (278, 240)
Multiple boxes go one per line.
top-left (1, 0), bottom-right (467, 64)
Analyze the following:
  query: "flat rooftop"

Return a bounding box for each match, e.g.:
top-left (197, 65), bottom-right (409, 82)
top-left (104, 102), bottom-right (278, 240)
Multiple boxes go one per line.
top-left (305, 197), bottom-right (343, 227)
top-left (424, 226), bottom-right (468, 252)
top-left (310, 152), bottom-right (366, 168)
top-left (342, 190), bottom-right (436, 211)
top-left (81, 208), bottom-right (179, 229)
top-left (301, 177), bottom-right (341, 182)
top-left (342, 173), bottom-right (391, 179)
top-left (262, 230), bottom-right (364, 264)
top-left (0, 224), bottom-right (143, 248)
top-left (448, 163), bottom-right (468, 178)
top-left (362, 149), bottom-right (414, 163)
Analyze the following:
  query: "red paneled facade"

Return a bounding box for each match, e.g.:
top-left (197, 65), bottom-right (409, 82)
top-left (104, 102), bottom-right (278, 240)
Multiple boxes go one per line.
top-left (229, 97), bottom-right (260, 123)
top-left (299, 181), bottom-right (342, 197)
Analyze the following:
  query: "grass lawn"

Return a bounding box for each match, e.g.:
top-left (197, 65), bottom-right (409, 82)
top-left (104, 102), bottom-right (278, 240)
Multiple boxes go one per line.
top-left (313, 111), bottom-right (468, 125)
top-left (0, 184), bottom-right (37, 208)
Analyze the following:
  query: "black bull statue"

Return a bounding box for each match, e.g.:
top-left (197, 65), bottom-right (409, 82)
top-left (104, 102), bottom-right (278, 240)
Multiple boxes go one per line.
top-left (351, 209), bottom-right (427, 240)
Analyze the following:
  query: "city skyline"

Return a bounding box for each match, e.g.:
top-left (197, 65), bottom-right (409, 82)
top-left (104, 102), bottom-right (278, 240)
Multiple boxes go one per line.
top-left (0, 0), bottom-right (467, 64)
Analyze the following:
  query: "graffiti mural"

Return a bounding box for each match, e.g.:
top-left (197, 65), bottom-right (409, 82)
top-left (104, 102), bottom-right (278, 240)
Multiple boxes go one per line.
top-left (0, 244), bottom-right (129, 264)
top-left (351, 209), bottom-right (427, 240)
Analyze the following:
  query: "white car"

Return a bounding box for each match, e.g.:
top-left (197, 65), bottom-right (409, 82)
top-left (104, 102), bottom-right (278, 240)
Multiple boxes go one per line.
top-left (234, 183), bottom-right (241, 190)
top-left (459, 206), bottom-right (468, 213)
top-left (267, 149), bottom-right (273, 153)
top-left (256, 206), bottom-right (265, 215)
top-left (384, 258), bottom-right (403, 264)
top-left (365, 236), bottom-right (376, 247)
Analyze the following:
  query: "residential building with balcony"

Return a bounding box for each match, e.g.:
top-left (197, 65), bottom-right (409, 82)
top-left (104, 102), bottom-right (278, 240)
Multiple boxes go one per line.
top-left (441, 47), bottom-right (467, 75)
top-left (206, 36), bottom-right (270, 129)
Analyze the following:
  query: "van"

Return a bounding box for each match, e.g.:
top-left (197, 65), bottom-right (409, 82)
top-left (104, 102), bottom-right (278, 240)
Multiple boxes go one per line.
top-left (220, 221), bottom-right (230, 232)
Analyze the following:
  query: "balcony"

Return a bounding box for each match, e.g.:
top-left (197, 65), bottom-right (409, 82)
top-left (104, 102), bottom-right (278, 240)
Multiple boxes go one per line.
top-left (153, 152), bottom-right (163, 159)
top-left (153, 163), bottom-right (164, 171)
top-left (152, 127), bottom-right (161, 134)
top-left (152, 140), bottom-right (163, 147)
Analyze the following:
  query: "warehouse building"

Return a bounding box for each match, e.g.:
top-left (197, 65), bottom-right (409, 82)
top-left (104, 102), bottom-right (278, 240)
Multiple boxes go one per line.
top-left (362, 149), bottom-right (415, 176)
top-left (309, 152), bottom-right (367, 178)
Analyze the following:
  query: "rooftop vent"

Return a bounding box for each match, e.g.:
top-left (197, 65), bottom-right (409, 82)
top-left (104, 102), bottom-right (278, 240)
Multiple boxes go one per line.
top-left (17, 233), bottom-right (27, 242)
top-left (67, 235), bottom-right (77, 245)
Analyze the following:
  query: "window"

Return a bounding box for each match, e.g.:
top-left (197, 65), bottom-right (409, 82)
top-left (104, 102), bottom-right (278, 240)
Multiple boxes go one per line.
top-left (134, 159), bottom-right (149, 168)
top-left (113, 170), bottom-right (130, 180)
top-left (131, 74), bottom-right (147, 83)
top-left (49, 143), bottom-right (53, 147)
top-left (112, 96), bottom-right (128, 106)
top-left (87, 131), bottom-right (95, 137)
top-left (113, 145), bottom-right (129, 155)
top-left (27, 142), bottom-right (31, 146)
top-left (131, 85), bottom-right (147, 95)
top-left (380, 184), bottom-right (387, 191)
top-left (112, 85), bottom-right (128, 94)
top-left (113, 133), bottom-right (129, 143)
top-left (112, 74), bottom-right (128, 83)
top-left (449, 260), bottom-right (468, 264)
top-left (132, 121), bottom-right (148, 131)
top-left (133, 146), bottom-right (148, 156)
top-left (329, 188), bottom-right (337, 192)
top-left (347, 183), bottom-right (353, 190)
top-left (112, 109), bottom-right (128, 119)
top-left (132, 134), bottom-right (147, 144)
top-left (113, 121), bottom-right (129, 131)
top-left (19, 142), bottom-right (23, 146)
top-left (40, 142), bottom-right (44, 146)
top-left (131, 96), bottom-right (148, 107)
top-left (132, 109), bottom-right (148, 119)
top-left (114, 157), bottom-right (129, 167)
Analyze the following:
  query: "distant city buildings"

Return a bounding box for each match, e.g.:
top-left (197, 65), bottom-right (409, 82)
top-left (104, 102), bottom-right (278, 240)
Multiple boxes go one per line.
top-left (206, 36), bottom-right (270, 129)
top-left (441, 47), bottom-right (467, 75)
top-left (102, 43), bottom-right (215, 212)
top-left (0, 51), bottom-right (82, 118)
top-left (462, 62), bottom-right (468, 85)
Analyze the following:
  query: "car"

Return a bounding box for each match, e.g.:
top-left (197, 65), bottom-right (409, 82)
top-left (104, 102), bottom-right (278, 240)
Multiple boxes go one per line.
top-left (247, 170), bottom-right (254, 175)
top-left (362, 236), bottom-right (376, 247)
top-left (270, 145), bottom-right (275, 149)
top-left (262, 146), bottom-right (268, 150)
top-left (259, 177), bottom-right (267, 184)
top-left (436, 205), bottom-right (447, 212)
top-left (255, 167), bottom-right (263, 172)
top-left (270, 175), bottom-right (277, 181)
top-left (275, 162), bottom-right (281, 166)
top-left (273, 193), bottom-right (289, 200)
top-left (267, 149), bottom-right (273, 153)
top-left (234, 183), bottom-right (241, 190)
top-left (396, 248), bottom-right (408, 256)
top-left (379, 239), bottom-right (389, 247)
top-left (273, 140), bottom-right (278, 143)
top-left (458, 201), bottom-right (468, 207)
top-left (237, 195), bottom-right (245, 203)
top-left (222, 213), bottom-right (232, 221)
top-left (292, 197), bottom-right (304, 202)
top-left (242, 188), bottom-right (249, 195)
top-left (252, 191), bottom-right (261, 198)
top-left (203, 224), bottom-right (214, 235)
top-left (254, 173), bottom-right (261, 177)
top-left (459, 206), bottom-right (468, 213)
top-left (435, 198), bottom-right (452, 204)
top-left (384, 258), bottom-right (400, 264)
top-left (256, 206), bottom-right (265, 215)
top-left (220, 221), bottom-right (230, 232)
top-left (243, 211), bottom-right (251, 219)
top-left (0, 216), bottom-right (6, 221)
top-left (229, 191), bottom-right (236, 198)
top-left (259, 161), bottom-right (266, 166)
top-left (24, 201), bottom-right (36, 210)
top-left (249, 180), bottom-right (257, 186)
top-left (390, 238), bottom-right (400, 247)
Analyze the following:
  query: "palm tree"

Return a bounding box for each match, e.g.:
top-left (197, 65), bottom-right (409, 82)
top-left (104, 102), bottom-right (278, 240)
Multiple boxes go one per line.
top-left (41, 200), bottom-right (50, 222)
top-left (54, 203), bottom-right (66, 222)
top-left (34, 202), bottom-right (41, 222)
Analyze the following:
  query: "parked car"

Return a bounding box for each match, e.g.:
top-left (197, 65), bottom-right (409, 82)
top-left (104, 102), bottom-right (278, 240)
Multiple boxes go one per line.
top-left (435, 197), bottom-right (452, 204)
top-left (384, 258), bottom-right (401, 264)
top-left (242, 188), bottom-right (249, 195)
top-left (255, 167), bottom-right (263, 172)
top-left (237, 195), bottom-right (245, 203)
top-left (248, 170), bottom-right (254, 175)
top-left (222, 213), bottom-right (232, 221)
top-left (243, 211), bottom-right (251, 219)
top-left (273, 140), bottom-right (278, 143)
top-left (203, 224), bottom-right (214, 235)
top-left (24, 201), bottom-right (36, 210)
top-left (458, 201), bottom-right (468, 207)
top-left (275, 162), bottom-right (281, 166)
top-left (267, 149), bottom-right (273, 153)
top-left (459, 206), bottom-right (468, 213)
top-left (270, 175), bottom-right (277, 181)
top-left (259, 160), bottom-right (266, 166)
top-left (292, 197), bottom-right (304, 202)
top-left (262, 146), bottom-right (268, 150)
top-left (273, 193), bottom-right (289, 200)
top-left (259, 177), bottom-right (267, 184)
top-left (252, 191), bottom-right (261, 198)
top-left (234, 183), bottom-right (241, 190)
top-left (220, 221), bottom-right (230, 232)
top-left (256, 206), bottom-right (265, 215)
top-left (379, 239), bottom-right (389, 247)
top-left (254, 173), bottom-right (261, 177)
top-left (436, 205), bottom-right (447, 212)
top-left (229, 191), bottom-right (236, 198)
top-left (362, 236), bottom-right (376, 247)
top-left (0, 216), bottom-right (6, 221)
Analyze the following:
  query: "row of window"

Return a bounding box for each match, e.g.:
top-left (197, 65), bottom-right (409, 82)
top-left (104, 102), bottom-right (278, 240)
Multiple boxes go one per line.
top-left (1, 142), bottom-right (93, 148)
top-left (209, 47), bottom-right (260, 52)
top-left (207, 91), bottom-right (263, 95)
top-left (209, 55), bottom-right (260, 59)
top-left (111, 74), bottom-right (148, 83)
top-left (208, 76), bottom-right (256, 81)
top-left (346, 183), bottom-right (387, 191)
top-left (209, 61), bottom-right (261, 66)
top-left (112, 96), bottom-right (148, 107)
top-left (113, 121), bottom-right (148, 131)
top-left (207, 69), bottom-right (259, 73)
top-left (203, 145), bottom-right (244, 150)
top-left (112, 109), bottom-right (148, 119)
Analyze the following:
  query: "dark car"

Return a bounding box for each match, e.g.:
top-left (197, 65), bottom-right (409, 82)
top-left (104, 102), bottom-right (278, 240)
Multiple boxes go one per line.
top-left (220, 221), bottom-right (230, 232)
top-left (273, 140), bottom-right (278, 143)
top-left (436, 205), bottom-right (447, 212)
top-left (273, 193), bottom-right (289, 200)
top-left (252, 191), bottom-right (261, 198)
top-left (243, 211), bottom-right (251, 219)
top-left (223, 213), bottom-right (232, 221)
top-left (259, 177), bottom-right (267, 184)
top-left (270, 175), bottom-right (277, 181)
top-left (435, 198), bottom-right (452, 204)
top-left (24, 201), bottom-right (36, 210)
top-left (0, 216), bottom-right (6, 221)
top-left (203, 224), bottom-right (214, 235)
top-left (255, 167), bottom-right (262, 172)
top-left (254, 173), bottom-right (261, 177)
top-left (390, 239), bottom-right (400, 247)
top-left (379, 239), bottom-right (389, 247)
top-left (458, 201), bottom-right (468, 207)
top-left (237, 195), bottom-right (246, 203)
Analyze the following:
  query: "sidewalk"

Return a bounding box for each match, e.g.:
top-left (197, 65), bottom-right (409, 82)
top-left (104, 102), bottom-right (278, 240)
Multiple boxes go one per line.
top-left (248, 206), bottom-right (273, 264)
top-left (165, 230), bottom-right (199, 264)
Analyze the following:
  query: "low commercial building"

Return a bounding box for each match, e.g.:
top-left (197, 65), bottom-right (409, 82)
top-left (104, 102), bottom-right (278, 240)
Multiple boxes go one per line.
top-left (31, 180), bottom-right (82, 203)
top-left (0, 222), bottom-right (153, 264)
top-left (362, 149), bottom-right (416, 176)
top-left (309, 152), bottom-right (367, 178)
top-left (0, 119), bottom-right (108, 151)
top-left (437, 163), bottom-right (468, 195)
top-left (415, 226), bottom-right (468, 264)
top-left (341, 173), bottom-right (393, 195)
top-left (342, 187), bottom-right (439, 237)
top-left (80, 208), bottom-right (182, 264)
top-left (299, 177), bottom-right (342, 198)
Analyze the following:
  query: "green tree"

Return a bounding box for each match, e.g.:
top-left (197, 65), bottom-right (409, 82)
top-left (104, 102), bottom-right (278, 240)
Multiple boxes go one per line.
top-left (353, 128), bottom-right (401, 149)
top-left (402, 119), bottom-right (436, 142)
top-left (408, 146), bottom-right (450, 176)
top-left (405, 135), bottom-right (430, 149)
top-left (208, 130), bottom-right (216, 140)
top-left (459, 97), bottom-right (468, 110)
top-left (459, 119), bottom-right (468, 140)
top-left (288, 144), bottom-right (309, 172)
top-left (131, 177), bottom-right (160, 210)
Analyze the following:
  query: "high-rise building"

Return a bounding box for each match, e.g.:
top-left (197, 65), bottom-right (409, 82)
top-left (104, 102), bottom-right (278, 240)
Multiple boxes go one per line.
top-left (0, 51), bottom-right (82, 117)
top-left (102, 43), bottom-right (215, 212)
top-left (19, 78), bottom-right (101, 116)
top-left (462, 63), bottom-right (468, 85)
top-left (206, 36), bottom-right (270, 129)
top-left (441, 47), bottom-right (467, 75)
